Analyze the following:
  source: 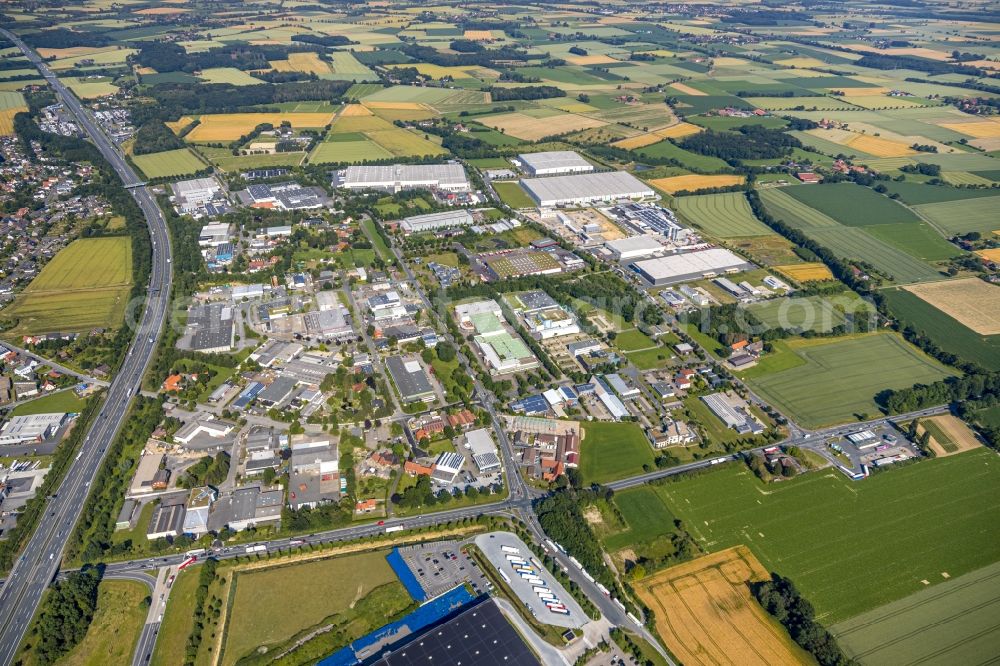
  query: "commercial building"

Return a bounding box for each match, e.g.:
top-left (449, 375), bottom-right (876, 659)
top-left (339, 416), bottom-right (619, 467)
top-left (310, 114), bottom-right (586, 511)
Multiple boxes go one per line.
top-left (0, 413), bottom-right (66, 445)
top-left (465, 428), bottom-right (501, 475)
top-left (592, 375), bottom-right (629, 420)
top-left (400, 209), bottom-right (474, 234)
top-left (431, 451), bottom-right (464, 485)
top-left (338, 164), bottom-right (470, 193)
top-left (182, 487), bottom-right (215, 536)
top-left (239, 182), bottom-right (326, 210)
top-left (146, 502), bottom-right (186, 540)
top-left (198, 223), bottom-right (231, 247)
top-left (517, 150), bottom-right (593, 176)
top-left (386, 356), bottom-right (436, 403)
top-left (605, 235), bottom-right (665, 261)
top-left (632, 248), bottom-right (754, 286)
top-left (207, 486), bottom-right (282, 532)
top-left (701, 392), bottom-right (764, 435)
top-left (257, 376), bottom-right (297, 407)
top-left (288, 439), bottom-right (340, 509)
top-left (172, 177), bottom-right (221, 206)
top-left (173, 416), bottom-right (235, 451)
top-left (520, 171), bottom-right (655, 208)
top-left (186, 302), bottom-right (234, 353)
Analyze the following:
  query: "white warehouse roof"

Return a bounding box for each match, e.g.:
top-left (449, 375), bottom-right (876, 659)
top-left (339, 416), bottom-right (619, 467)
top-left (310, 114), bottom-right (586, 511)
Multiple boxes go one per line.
top-left (341, 164), bottom-right (469, 190)
top-left (633, 248), bottom-right (751, 283)
top-left (520, 171), bottom-right (655, 207)
top-left (605, 235), bottom-right (665, 260)
top-left (518, 150), bottom-right (593, 173)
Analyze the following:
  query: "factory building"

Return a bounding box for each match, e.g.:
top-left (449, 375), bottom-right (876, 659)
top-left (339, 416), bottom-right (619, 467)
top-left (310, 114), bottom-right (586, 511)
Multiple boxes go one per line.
top-left (520, 171), bottom-right (656, 208)
top-left (604, 235), bottom-right (666, 262)
top-left (400, 209), bottom-right (475, 234)
top-left (337, 164), bottom-right (470, 193)
top-left (632, 248), bottom-right (753, 286)
top-left (517, 150), bottom-right (594, 176)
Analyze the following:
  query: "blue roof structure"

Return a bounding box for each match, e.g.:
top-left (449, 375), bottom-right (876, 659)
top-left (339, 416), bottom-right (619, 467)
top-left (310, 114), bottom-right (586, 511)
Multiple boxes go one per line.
top-left (386, 548), bottom-right (426, 602)
top-left (510, 394), bottom-right (549, 414)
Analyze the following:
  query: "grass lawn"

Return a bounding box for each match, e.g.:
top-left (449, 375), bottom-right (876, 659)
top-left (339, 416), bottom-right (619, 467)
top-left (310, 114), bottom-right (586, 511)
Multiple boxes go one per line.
top-left (492, 181), bottom-right (536, 208)
top-left (221, 551), bottom-right (401, 665)
top-left (425, 252), bottom-right (459, 267)
top-left (361, 218), bottom-right (392, 261)
top-left (57, 580), bottom-right (147, 666)
top-left (5, 237), bottom-right (132, 335)
top-left (11, 390), bottom-right (87, 416)
top-left (626, 347), bottom-right (674, 370)
top-left (658, 449), bottom-right (1000, 624)
top-left (132, 148), bottom-right (205, 179)
top-left (613, 328), bottom-right (657, 352)
top-left (580, 421), bottom-right (655, 485)
top-left (151, 564), bottom-right (202, 666)
top-left (602, 485), bottom-right (676, 552)
top-left (747, 333), bottom-right (954, 428)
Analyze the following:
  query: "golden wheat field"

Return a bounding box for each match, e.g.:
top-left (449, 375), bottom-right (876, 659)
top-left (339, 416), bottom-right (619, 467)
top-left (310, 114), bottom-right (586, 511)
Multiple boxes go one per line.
top-left (774, 263), bottom-right (834, 282)
top-left (904, 278), bottom-right (1000, 335)
top-left (185, 112), bottom-right (336, 141)
top-left (648, 174), bottom-right (745, 193)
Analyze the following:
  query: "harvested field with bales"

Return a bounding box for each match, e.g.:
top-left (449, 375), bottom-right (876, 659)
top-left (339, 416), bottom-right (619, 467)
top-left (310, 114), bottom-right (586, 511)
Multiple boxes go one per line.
top-left (648, 174), bottom-right (745, 194)
top-left (635, 546), bottom-right (811, 666)
top-left (184, 112), bottom-right (335, 142)
top-left (903, 278), bottom-right (1000, 335)
top-left (774, 263), bottom-right (834, 282)
top-left (478, 111), bottom-right (606, 141)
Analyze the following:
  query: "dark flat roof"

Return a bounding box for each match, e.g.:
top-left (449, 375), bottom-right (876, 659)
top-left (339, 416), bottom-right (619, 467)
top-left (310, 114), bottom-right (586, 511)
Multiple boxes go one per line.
top-left (372, 597), bottom-right (539, 666)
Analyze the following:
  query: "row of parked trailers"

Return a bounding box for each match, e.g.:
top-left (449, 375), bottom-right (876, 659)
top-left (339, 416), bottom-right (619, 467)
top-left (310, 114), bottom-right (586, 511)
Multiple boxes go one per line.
top-left (501, 546), bottom-right (569, 615)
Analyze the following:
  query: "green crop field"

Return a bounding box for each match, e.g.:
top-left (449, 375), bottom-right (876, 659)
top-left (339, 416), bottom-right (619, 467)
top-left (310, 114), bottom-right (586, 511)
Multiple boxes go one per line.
top-left (132, 148), bottom-right (205, 178)
top-left (747, 294), bottom-right (866, 333)
top-left (310, 138), bottom-right (392, 164)
top-left (657, 450), bottom-right (1000, 624)
top-left (674, 192), bottom-right (773, 237)
top-left (327, 52), bottom-right (378, 81)
top-left (636, 139), bottom-right (730, 171)
top-left (747, 333), bottom-right (954, 428)
top-left (759, 187), bottom-right (841, 229)
top-left (492, 181), bottom-right (536, 208)
top-left (5, 237), bottom-right (133, 335)
top-left (913, 196), bottom-right (1000, 236)
top-left (831, 560), bottom-right (1000, 665)
top-left (580, 422), bottom-right (655, 485)
top-left (602, 485), bottom-right (677, 552)
top-left (221, 551), bottom-right (406, 665)
top-left (882, 288), bottom-right (1000, 370)
top-left (861, 222), bottom-right (959, 261)
top-left (782, 183), bottom-right (919, 227)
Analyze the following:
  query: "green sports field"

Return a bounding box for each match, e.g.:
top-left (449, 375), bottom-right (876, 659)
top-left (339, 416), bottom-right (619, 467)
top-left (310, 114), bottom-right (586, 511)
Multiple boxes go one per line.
top-left (132, 148), bottom-right (205, 178)
top-left (580, 422), bottom-right (655, 485)
top-left (831, 560), bottom-right (1000, 665)
top-left (747, 333), bottom-right (954, 427)
top-left (4, 237), bottom-right (133, 335)
top-left (674, 192), bottom-right (773, 238)
top-left (657, 449), bottom-right (1000, 623)
top-left (881, 288), bottom-right (1000, 371)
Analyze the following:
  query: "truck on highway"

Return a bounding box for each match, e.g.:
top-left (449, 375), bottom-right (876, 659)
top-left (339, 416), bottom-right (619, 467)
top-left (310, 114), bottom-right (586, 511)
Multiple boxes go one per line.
top-left (245, 544), bottom-right (266, 554)
top-left (568, 556), bottom-right (583, 570)
top-left (710, 456), bottom-right (728, 465)
top-left (178, 556), bottom-right (197, 570)
top-left (185, 548), bottom-right (206, 558)
top-left (385, 525), bottom-right (404, 534)
top-left (595, 582), bottom-right (610, 596)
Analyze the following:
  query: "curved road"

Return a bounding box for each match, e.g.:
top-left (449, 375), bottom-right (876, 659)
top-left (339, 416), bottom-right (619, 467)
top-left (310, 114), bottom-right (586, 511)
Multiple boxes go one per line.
top-left (0, 28), bottom-right (172, 665)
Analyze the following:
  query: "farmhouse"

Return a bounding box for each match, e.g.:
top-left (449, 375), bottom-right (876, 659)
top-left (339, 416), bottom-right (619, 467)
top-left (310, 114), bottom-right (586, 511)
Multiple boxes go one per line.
top-left (400, 209), bottom-right (474, 234)
top-left (337, 163), bottom-right (470, 193)
top-left (517, 150), bottom-right (594, 176)
top-left (520, 171), bottom-right (656, 207)
top-left (632, 248), bottom-right (754, 286)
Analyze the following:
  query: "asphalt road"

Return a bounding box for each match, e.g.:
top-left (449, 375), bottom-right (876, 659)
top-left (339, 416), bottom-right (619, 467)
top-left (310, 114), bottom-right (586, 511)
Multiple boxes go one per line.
top-left (0, 28), bottom-right (173, 665)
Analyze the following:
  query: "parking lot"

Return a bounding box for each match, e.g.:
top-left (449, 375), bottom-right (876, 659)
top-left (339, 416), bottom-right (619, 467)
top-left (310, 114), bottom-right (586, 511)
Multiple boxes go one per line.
top-left (475, 531), bottom-right (586, 629)
top-left (396, 540), bottom-right (488, 599)
top-left (827, 423), bottom-right (919, 474)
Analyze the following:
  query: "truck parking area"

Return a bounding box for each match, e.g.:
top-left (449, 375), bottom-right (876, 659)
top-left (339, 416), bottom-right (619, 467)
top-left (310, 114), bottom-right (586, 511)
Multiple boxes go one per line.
top-left (395, 540), bottom-right (489, 600)
top-left (475, 531), bottom-right (586, 629)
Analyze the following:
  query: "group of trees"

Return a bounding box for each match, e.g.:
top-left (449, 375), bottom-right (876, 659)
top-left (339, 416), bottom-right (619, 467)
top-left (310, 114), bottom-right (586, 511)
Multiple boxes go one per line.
top-left (178, 452), bottom-right (231, 489)
top-left (132, 119), bottom-right (185, 155)
top-left (25, 567), bottom-right (102, 664)
top-left (856, 53), bottom-right (982, 77)
top-left (678, 125), bottom-right (803, 163)
top-left (535, 488), bottom-right (617, 591)
top-left (487, 85), bottom-right (566, 101)
top-left (751, 575), bottom-right (853, 666)
top-left (881, 371), bottom-right (1000, 415)
top-left (145, 79), bottom-right (352, 117)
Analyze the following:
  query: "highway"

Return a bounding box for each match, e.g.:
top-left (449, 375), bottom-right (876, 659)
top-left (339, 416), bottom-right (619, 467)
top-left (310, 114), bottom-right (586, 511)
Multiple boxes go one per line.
top-left (0, 28), bottom-right (172, 665)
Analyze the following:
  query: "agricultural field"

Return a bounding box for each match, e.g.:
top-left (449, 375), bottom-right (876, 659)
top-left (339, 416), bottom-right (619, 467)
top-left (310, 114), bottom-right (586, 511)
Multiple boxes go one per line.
top-left (635, 546), bottom-right (812, 666)
top-left (197, 67), bottom-right (264, 86)
top-left (831, 560), bottom-right (1000, 666)
top-left (477, 111), bottom-right (606, 141)
top-left (918, 414), bottom-right (982, 458)
top-left (132, 147), bottom-right (205, 179)
top-left (0, 90), bottom-right (26, 135)
top-left (882, 286), bottom-right (1000, 371)
top-left (773, 263), bottom-right (834, 282)
top-left (220, 551), bottom-right (408, 665)
top-left (747, 333), bottom-right (954, 428)
top-left (658, 449), bottom-right (1000, 623)
top-left (781, 183), bottom-right (920, 227)
top-left (647, 174), bottom-right (745, 194)
top-left (268, 52), bottom-right (331, 76)
top-left (748, 294), bottom-right (870, 334)
top-left (579, 422), bottom-right (655, 485)
top-left (912, 196), bottom-right (1000, 236)
top-left (184, 112), bottom-right (336, 142)
top-left (903, 278), bottom-right (1000, 336)
top-left (3, 237), bottom-right (133, 336)
top-left (674, 192), bottom-right (772, 237)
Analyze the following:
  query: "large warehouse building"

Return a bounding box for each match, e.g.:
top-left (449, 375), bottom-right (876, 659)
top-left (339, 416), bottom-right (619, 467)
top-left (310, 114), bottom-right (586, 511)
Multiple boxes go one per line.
top-left (338, 164), bottom-right (470, 192)
top-left (605, 235), bottom-right (666, 261)
top-left (520, 171), bottom-right (656, 208)
top-left (400, 209), bottom-right (474, 234)
top-left (518, 150), bottom-right (594, 176)
top-left (632, 248), bottom-right (754, 286)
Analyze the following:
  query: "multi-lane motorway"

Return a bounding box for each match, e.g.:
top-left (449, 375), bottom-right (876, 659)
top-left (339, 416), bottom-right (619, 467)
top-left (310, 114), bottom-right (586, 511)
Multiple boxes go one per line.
top-left (0, 28), bottom-right (172, 665)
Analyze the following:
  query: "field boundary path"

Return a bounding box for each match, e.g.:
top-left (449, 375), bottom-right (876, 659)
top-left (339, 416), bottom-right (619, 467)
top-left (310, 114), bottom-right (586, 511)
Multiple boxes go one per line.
top-left (0, 27), bottom-right (173, 666)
